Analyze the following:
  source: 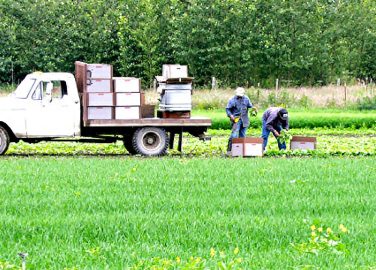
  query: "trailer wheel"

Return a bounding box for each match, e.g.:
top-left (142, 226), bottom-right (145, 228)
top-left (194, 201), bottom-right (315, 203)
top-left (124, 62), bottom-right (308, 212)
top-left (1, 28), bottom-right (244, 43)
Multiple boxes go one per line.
top-left (123, 136), bottom-right (137, 155)
top-left (132, 127), bottom-right (168, 156)
top-left (0, 126), bottom-right (10, 155)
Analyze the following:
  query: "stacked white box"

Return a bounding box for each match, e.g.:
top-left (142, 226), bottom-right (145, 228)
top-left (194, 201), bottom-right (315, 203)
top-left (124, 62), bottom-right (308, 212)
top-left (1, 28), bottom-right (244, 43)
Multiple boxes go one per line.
top-left (88, 107), bottom-right (112, 120)
top-left (86, 79), bottom-right (112, 93)
top-left (162, 64), bottom-right (188, 78)
top-left (87, 64), bottom-right (112, 79)
top-left (116, 93), bottom-right (141, 106)
top-left (115, 107), bottom-right (140, 120)
top-left (113, 77), bottom-right (141, 93)
top-left (87, 93), bottom-right (114, 106)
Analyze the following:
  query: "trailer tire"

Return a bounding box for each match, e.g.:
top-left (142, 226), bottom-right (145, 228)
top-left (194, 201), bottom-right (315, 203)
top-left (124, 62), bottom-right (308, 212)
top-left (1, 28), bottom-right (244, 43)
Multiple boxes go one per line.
top-left (123, 136), bottom-right (137, 155)
top-left (132, 127), bottom-right (168, 156)
top-left (0, 126), bottom-right (10, 155)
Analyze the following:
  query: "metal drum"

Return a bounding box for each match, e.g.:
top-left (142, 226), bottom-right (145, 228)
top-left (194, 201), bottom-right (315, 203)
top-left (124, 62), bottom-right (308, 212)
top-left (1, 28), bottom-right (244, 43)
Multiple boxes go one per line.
top-left (159, 89), bottom-right (192, 111)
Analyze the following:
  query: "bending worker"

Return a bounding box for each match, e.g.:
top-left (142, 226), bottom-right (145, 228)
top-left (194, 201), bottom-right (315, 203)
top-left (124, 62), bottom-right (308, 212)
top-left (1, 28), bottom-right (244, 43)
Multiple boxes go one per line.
top-left (261, 107), bottom-right (289, 151)
top-left (226, 87), bottom-right (253, 153)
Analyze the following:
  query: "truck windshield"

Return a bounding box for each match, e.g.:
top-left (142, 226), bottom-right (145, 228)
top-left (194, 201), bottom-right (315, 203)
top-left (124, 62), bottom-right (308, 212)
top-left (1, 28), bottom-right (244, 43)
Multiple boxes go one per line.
top-left (13, 77), bottom-right (37, 99)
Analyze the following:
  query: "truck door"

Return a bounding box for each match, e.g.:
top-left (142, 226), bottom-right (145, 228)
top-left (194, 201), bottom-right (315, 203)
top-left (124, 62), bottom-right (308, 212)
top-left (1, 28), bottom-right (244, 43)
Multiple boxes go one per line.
top-left (26, 80), bottom-right (77, 137)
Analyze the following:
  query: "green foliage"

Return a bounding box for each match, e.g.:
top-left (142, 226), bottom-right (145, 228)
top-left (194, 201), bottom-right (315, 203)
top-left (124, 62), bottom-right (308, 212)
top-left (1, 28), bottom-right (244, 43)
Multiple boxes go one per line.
top-left (4, 126), bottom-right (376, 157)
top-left (357, 96), bottom-right (376, 110)
top-left (129, 248), bottom-right (245, 270)
top-left (0, 0), bottom-right (375, 86)
top-left (0, 260), bottom-right (19, 270)
top-left (291, 223), bottom-right (350, 256)
top-left (277, 129), bottom-right (292, 145)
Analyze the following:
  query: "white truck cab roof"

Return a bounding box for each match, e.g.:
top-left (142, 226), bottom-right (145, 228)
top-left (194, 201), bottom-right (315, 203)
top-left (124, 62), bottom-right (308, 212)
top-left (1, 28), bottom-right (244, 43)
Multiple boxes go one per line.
top-left (28, 72), bottom-right (75, 81)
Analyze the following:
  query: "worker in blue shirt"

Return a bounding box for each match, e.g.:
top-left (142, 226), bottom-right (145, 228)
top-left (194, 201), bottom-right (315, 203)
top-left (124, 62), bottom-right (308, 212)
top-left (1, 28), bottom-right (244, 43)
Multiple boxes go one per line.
top-left (225, 87), bottom-right (253, 154)
top-left (261, 107), bottom-right (289, 151)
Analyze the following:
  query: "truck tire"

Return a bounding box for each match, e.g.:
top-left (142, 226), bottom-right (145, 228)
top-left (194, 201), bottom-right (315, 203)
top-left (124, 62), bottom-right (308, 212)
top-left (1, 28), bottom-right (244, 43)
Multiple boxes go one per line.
top-left (132, 127), bottom-right (168, 156)
top-left (123, 136), bottom-right (137, 155)
top-left (0, 126), bottom-right (10, 155)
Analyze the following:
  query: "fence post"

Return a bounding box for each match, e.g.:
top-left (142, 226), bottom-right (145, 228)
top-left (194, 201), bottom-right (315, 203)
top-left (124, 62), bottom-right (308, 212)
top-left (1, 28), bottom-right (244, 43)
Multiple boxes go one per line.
top-left (211, 77), bottom-right (217, 90)
top-left (344, 82), bottom-right (347, 105)
top-left (11, 61), bottom-right (14, 85)
top-left (153, 79), bottom-right (157, 92)
top-left (275, 78), bottom-right (279, 92)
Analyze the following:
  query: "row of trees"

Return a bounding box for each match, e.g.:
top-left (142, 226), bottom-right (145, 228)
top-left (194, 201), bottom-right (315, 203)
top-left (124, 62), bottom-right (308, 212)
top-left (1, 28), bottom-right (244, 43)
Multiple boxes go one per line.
top-left (0, 0), bottom-right (375, 87)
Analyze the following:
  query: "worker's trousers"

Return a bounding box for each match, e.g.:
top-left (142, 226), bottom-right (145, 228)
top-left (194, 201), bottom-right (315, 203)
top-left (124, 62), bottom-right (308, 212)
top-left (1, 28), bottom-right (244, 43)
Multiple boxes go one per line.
top-left (227, 119), bottom-right (247, 152)
top-left (261, 120), bottom-right (286, 151)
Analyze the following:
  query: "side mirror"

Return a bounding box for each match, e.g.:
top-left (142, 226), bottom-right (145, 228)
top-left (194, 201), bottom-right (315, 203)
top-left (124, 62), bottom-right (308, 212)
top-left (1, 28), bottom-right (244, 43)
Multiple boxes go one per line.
top-left (45, 82), bottom-right (53, 103)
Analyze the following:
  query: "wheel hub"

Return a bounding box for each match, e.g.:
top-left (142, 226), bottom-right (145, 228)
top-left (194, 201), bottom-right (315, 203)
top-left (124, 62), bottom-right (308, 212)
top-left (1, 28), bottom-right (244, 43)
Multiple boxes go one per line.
top-left (146, 137), bottom-right (155, 145)
top-left (143, 132), bottom-right (161, 150)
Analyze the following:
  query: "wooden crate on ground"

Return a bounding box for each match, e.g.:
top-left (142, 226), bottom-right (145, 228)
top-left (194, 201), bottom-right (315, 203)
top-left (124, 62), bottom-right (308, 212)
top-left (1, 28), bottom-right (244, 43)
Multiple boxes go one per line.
top-left (290, 136), bottom-right (317, 150)
top-left (232, 137), bottom-right (264, 157)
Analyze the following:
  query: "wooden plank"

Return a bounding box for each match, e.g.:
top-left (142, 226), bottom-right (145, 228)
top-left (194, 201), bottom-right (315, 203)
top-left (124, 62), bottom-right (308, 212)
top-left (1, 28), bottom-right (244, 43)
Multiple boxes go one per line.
top-left (83, 117), bottom-right (211, 127)
top-left (291, 136), bottom-right (317, 143)
top-left (233, 137), bottom-right (263, 144)
top-left (166, 77), bottom-right (194, 84)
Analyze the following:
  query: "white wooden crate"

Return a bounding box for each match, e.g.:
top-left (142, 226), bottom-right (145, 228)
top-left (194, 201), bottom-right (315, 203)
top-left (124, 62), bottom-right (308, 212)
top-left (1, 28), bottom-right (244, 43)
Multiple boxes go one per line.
top-left (88, 107), bottom-right (112, 120)
top-left (116, 93), bottom-right (141, 106)
top-left (113, 77), bottom-right (141, 92)
top-left (87, 93), bottom-right (114, 106)
top-left (290, 136), bottom-right (317, 150)
top-left (162, 64), bottom-right (188, 78)
top-left (115, 107), bottom-right (140, 120)
top-left (87, 64), bottom-right (112, 79)
top-left (232, 137), bottom-right (263, 157)
top-left (86, 79), bottom-right (112, 93)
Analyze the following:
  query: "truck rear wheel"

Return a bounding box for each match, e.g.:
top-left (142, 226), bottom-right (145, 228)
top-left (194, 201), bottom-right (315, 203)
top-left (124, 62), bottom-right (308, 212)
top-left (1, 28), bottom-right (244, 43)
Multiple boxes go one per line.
top-left (132, 127), bottom-right (168, 156)
top-left (0, 126), bottom-right (10, 155)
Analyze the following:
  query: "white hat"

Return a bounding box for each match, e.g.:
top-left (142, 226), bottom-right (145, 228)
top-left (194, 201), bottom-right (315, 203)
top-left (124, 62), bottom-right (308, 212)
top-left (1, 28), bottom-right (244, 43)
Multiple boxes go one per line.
top-left (235, 87), bottom-right (245, 97)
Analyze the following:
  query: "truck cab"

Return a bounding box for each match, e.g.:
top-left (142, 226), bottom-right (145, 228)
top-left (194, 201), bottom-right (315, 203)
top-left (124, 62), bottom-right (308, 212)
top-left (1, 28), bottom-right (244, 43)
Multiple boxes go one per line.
top-left (0, 72), bottom-right (81, 153)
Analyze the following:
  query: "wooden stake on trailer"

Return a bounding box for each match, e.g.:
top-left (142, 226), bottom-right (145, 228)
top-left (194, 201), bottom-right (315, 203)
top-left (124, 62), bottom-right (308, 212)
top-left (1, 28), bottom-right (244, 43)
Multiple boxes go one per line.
top-left (169, 132), bottom-right (175, 149)
top-left (178, 127), bottom-right (183, 152)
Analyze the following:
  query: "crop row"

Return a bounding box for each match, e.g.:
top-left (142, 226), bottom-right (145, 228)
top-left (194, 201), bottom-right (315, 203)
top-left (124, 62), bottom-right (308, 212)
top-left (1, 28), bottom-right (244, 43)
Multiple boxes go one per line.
top-left (193, 110), bottom-right (376, 130)
top-left (5, 133), bottom-right (376, 157)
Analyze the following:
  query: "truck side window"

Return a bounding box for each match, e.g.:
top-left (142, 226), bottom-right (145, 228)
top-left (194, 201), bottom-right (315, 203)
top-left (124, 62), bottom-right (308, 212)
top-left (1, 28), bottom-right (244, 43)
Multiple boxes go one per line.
top-left (31, 80), bottom-right (67, 100)
top-left (51, 81), bottom-right (63, 99)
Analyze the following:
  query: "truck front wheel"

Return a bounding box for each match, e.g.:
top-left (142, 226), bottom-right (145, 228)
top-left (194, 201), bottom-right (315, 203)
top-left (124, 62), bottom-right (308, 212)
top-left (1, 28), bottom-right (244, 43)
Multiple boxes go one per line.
top-left (132, 127), bottom-right (168, 156)
top-left (0, 126), bottom-right (10, 155)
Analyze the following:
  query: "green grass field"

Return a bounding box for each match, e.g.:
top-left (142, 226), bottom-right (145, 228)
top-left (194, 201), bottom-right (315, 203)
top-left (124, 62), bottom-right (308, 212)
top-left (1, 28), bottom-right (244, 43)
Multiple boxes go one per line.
top-left (0, 157), bottom-right (375, 269)
top-left (1, 92), bottom-right (376, 269)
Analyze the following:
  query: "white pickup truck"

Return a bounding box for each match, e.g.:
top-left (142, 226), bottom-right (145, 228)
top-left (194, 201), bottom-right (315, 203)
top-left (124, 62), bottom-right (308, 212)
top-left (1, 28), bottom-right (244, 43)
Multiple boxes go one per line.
top-left (0, 72), bottom-right (211, 156)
